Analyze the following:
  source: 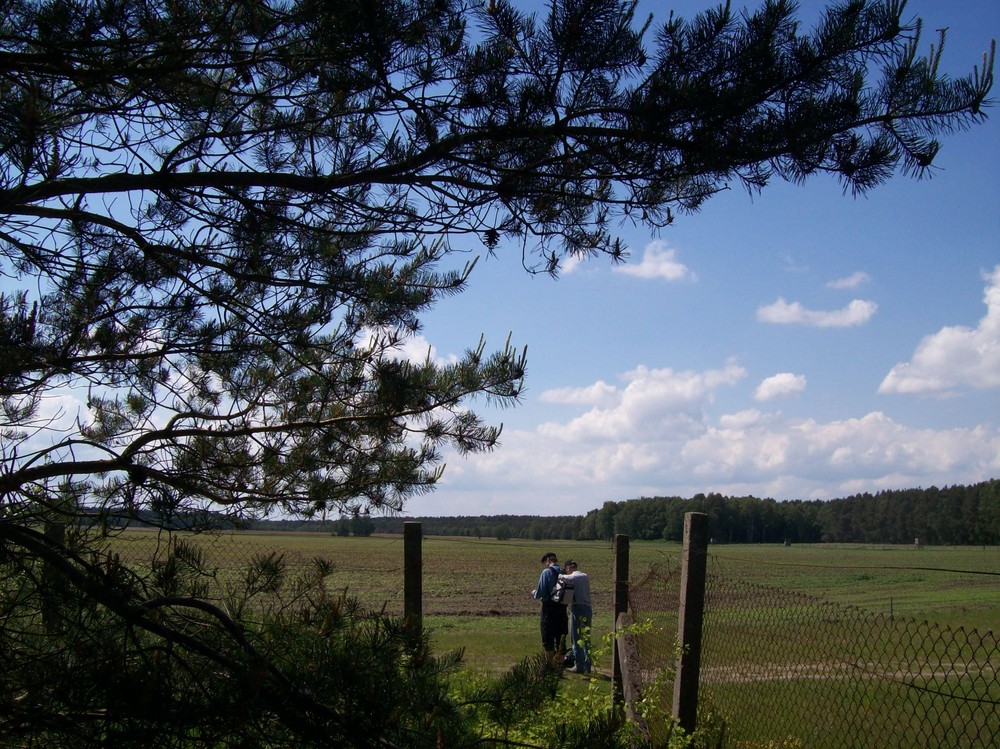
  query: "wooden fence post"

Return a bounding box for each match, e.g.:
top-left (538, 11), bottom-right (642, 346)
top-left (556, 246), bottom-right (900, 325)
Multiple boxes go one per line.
top-left (612, 533), bottom-right (630, 709)
top-left (403, 521), bottom-right (422, 631)
top-left (673, 512), bottom-right (709, 734)
top-left (42, 519), bottom-right (67, 632)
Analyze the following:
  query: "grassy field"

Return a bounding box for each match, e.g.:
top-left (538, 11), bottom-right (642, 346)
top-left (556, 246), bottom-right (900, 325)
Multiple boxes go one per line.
top-left (107, 530), bottom-right (1000, 747)
top-left (706, 543), bottom-right (1000, 633)
top-left (110, 531), bottom-right (1000, 668)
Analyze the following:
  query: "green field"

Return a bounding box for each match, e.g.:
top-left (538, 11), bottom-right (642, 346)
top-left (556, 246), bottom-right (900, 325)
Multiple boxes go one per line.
top-left (107, 530), bottom-right (1000, 747)
top-left (110, 531), bottom-right (1000, 668)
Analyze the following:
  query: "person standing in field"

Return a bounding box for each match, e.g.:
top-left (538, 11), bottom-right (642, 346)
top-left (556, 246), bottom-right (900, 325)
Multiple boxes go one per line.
top-left (531, 551), bottom-right (567, 664)
top-left (562, 560), bottom-right (592, 674)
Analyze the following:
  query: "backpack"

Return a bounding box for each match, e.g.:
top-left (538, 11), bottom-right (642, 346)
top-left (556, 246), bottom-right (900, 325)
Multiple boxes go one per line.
top-left (550, 573), bottom-right (575, 605)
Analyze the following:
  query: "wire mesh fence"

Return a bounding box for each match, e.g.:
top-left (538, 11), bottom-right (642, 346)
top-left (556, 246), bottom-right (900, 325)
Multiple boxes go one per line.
top-left (629, 555), bottom-right (1000, 749)
top-left (96, 527), bottom-right (1000, 747)
top-left (104, 528), bottom-right (333, 618)
top-left (104, 529), bottom-right (619, 618)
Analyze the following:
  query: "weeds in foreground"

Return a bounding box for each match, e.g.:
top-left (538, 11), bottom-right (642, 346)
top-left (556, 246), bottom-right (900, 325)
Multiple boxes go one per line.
top-left (451, 618), bottom-right (732, 748)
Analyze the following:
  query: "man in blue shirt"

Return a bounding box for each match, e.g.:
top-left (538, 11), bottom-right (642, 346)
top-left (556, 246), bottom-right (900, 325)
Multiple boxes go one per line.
top-left (531, 551), bottom-right (567, 664)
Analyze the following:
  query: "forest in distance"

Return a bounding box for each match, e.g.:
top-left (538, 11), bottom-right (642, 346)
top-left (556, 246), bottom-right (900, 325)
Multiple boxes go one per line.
top-left (254, 479), bottom-right (1000, 547)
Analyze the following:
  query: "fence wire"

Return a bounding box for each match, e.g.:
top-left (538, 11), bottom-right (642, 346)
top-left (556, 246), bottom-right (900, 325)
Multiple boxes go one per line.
top-left (107, 529), bottom-right (330, 618)
top-left (629, 555), bottom-right (1000, 749)
top-left (106, 530), bottom-right (602, 618)
top-left (88, 529), bottom-right (1000, 747)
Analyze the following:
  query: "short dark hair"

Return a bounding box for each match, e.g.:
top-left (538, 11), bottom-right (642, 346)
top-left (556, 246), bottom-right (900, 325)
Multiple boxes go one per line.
top-left (540, 552), bottom-right (557, 563)
top-left (565, 560), bottom-right (577, 568)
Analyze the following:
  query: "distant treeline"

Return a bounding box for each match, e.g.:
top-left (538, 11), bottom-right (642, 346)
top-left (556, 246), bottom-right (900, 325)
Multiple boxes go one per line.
top-left (253, 480), bottom-right (1000, 545)
top-left (254, 514), bottom-right (579, 540)
top-left (579, 480), bottom-right (1000, 545)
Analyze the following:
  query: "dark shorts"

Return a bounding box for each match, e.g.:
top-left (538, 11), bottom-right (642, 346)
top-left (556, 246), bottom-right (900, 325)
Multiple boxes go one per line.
top-left (540, 601), bottom-right (568, 651)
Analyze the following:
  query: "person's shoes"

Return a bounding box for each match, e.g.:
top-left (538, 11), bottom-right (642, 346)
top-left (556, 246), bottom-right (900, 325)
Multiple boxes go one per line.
top-left (566, 666), bottom-right (580, 673)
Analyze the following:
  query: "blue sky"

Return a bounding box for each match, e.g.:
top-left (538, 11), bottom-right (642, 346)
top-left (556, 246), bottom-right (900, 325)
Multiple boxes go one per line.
top-left (403, 0), bottom-right (1000, 517)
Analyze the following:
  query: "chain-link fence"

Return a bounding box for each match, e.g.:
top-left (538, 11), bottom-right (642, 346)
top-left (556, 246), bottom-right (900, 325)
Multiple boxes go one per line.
top-left (106, 530), bottom-right (619, 617)
top-left (103, 526), bottom-right (1000, 748)
top-left (106, 529), bottom-right (331, 618)
top-left (628, 555), bottom-right (1000, 749)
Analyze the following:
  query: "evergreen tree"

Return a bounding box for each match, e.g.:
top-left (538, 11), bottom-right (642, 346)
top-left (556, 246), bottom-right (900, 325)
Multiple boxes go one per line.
top-left (0, 0), bottom-right (993, 744)
top-left (2, 0), bottom-right (993, 529)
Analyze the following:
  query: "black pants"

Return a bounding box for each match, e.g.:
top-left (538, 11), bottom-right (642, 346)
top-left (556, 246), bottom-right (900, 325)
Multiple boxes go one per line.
top-left (540, 601), bottom-right (568, 651)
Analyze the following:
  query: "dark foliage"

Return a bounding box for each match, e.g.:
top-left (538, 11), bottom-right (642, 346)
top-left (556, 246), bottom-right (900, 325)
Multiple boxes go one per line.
top-left (1, 0), bottom-right (993, 529)
top-left (319, 480), bottom-right (1000, 546)
top-left (0, 525), bottom-right (477, 747)
top-left (583, 479), bottom-right (1000, 544)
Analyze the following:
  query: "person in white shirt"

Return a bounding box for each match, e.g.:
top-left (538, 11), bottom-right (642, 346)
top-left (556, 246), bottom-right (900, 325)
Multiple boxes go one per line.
top-left (562, 560), bottom-right (592, 674)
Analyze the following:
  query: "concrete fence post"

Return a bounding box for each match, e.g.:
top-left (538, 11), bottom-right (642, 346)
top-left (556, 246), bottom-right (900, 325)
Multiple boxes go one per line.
top-left (673, 512), bottom-right (709, 734)
top-left (615, 610), bottom-right (650, 742)
top-left (612, 533), bottom-right (630, 709)
top-left (403, 521), bottom-right (422, 631)
top-left (41, 519), bottom-right (67, 632)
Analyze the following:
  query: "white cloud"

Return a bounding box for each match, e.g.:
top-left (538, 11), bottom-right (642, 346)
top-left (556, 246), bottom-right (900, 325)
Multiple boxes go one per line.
top-left (559, 253), bottom-right (586, 275)
top-left (540, 381), bottom-right (619, 408)
top-left (719, 409), bottom-right (768, 429)
top-left (680, 411), bottom-right (997, 485)
top-left (612, 240), bottom-right (695, 281)
top-left (36, 392), bottom-right (90, 431)
top-left (754, 373), bottom-right (807, 401)
top-left (536, 363), bottom-right (746, 443)
top-left (879, 265), bottom-right (1000, 395)
top-left (757, 298), bottom-right (877, 327)
top-left (396, 334), bottom-right (460, 367)
top-left (424, 390), bottom-right (1000, 516)
top-left (361, 329), bottom-right (458, 367)
top-left (5, 390), bottom-right (97, 465)
top-left (827, 271), bottom-right (871, 290)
